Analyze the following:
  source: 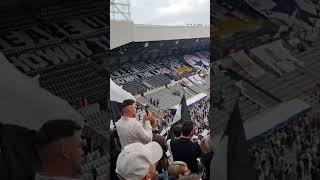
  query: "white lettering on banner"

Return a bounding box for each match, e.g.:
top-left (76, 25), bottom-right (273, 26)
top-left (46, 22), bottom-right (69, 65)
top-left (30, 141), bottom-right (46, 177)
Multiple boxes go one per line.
top-left (1, 32), bottom-right (27, 48)
top-left (61, 44), bottom-right (87, 60)
top-left (118, 69), bottom-right (127, 76)
top-left (56, 21), bottom-right (81, 35)
top-left (9, 56), bottom-right (32, 72)
top-left (112, 67), bottom-right (171, 85)
top-left (5, 35), bottom-right (109, 73)
top-left (130, 67), bottom-right (140, 73)
top-left (146, 64), bottom-right (156, 69)
top-left (87, 36), bottom-right (108, 50)
top-left (114, 78), bottom-right (126, 84)
top-left (123, 75), bottom-right (139, 82)
top-left (111, 71), bottom-right (121, 77)
top-left (72, 41), bottom-right (93, 56)
top-left (36, 47), bottom-right (69, 65)
top-left (144, 71), bottom-right (153, 77)
top-left (19, 53), bottom-right (49, 70)
top-left (0, 14), bottom-right (107, 51)
top-left (23, 27), bottom-right (52, 44)
top-left (137, 72), bottom-right (146, 78)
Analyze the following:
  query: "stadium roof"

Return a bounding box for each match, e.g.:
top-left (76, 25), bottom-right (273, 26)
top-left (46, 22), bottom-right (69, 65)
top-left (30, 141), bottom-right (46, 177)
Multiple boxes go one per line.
top-left (110, 20), bottom-right (210, 49)
top-left (245, 99), bottom-right (310, 140)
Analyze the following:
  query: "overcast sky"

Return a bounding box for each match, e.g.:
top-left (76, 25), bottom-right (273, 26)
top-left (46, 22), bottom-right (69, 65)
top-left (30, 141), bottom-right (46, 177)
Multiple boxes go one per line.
top-left (130, 0), bottom-right (209, 26)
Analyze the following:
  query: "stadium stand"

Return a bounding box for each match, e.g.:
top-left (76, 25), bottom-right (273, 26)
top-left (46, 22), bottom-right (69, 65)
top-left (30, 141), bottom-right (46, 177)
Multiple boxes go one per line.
top-left (0, 1), bottom-right (110, 180)
top-left (39, 60), bottom-right (109, 105)
top-left (110, 44), bottom-right (210, 179)
top-left (211, 1), bottom-right (320, 179)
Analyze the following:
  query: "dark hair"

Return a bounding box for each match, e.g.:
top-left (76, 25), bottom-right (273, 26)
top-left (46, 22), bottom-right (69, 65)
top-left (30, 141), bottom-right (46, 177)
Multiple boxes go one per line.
top-left (121, 99), bottom-right (135, 109)
top-left (173, 125), bottom-right (182, 137)
top-left (181, 121), bottom-right (194, 137)
top-left (178, 175), bottom-right (201, 180)
top-left (37, 119), bottom-right (82, 146)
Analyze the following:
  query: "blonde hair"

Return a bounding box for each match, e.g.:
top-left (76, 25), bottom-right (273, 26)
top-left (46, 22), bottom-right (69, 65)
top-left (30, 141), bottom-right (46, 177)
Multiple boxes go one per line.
top-left (145, 112), bottom-right (156, 127)
top-left (200, 136), bottom-right (210, 154)
top-left (168, 161), bottom-right (188, 179)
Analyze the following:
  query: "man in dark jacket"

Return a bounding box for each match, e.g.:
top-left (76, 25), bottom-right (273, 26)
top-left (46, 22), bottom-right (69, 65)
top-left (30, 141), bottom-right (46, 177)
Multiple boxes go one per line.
top-left (171, 121), bottom-right (203, 174)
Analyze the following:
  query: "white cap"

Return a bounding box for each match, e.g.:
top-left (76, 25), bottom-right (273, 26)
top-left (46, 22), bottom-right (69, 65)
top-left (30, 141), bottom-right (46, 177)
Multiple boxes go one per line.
top-left (116, 142), bottom-right (163, 180)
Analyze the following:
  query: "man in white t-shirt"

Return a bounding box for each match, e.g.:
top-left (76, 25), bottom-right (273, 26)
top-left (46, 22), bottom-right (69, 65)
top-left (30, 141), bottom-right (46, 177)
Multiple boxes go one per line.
top-left (116, 99), bottom-right (153, 149)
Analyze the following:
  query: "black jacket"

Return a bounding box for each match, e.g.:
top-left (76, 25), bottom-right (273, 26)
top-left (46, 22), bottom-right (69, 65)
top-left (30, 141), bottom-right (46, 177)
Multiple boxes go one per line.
top-left (152, 133), bottom-right (168, 172)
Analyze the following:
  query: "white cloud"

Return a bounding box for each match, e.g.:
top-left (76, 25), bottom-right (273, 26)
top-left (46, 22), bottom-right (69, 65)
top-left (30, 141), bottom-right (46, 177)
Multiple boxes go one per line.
top-left (130, 0), bottom-right (209, 25)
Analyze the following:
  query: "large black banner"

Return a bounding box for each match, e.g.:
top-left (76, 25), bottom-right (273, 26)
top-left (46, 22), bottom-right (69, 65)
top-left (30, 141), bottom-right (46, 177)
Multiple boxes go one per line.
top-left (1, 14), bottom-right (108, 74)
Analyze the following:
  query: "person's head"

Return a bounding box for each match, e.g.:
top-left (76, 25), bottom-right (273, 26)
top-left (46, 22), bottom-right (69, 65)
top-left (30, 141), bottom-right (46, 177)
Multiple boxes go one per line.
top-left (173, 125), bottom-right (182, 138)
top-left (144, 108), bottom-right (156, 128)
top-left (168, 161), bottom-right (190, 179)
top-left (122, 99), bottom-right (136, 117)
top-left (178, 175), bottom-right (202, 180)
top-left (181, 121), bottom-right (194, 138)
top-left (200, 135), bottom-right (210, 154)
top-left (116, 142), bottom-right (163, 180)
top-left (37, 119), bottom-right (83, 178)
top-left (149, 115), bottom-right (157, 129)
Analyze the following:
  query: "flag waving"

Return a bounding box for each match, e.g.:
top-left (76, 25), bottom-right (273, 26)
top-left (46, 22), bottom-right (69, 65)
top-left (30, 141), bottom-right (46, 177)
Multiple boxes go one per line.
top-left (110, 78), bottom-right (136, 124)
top-left (212, 101), bottom-right (257, 180)
top-left (168, 94), bottom-right (191, 139)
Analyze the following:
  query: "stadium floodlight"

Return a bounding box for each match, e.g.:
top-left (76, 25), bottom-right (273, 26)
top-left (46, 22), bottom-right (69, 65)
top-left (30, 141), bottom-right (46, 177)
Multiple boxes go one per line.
top-left (110, 0), bottom-right (131, 21)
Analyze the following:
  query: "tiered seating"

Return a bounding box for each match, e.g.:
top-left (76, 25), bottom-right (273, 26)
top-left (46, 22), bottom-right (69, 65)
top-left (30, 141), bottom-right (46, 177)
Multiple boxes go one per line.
top-left (254, 69), bottom-right (315, 102)
top-left (39, 60), bottom-right (108, 105)
top-left (235, 81), bottom-right (279, 109)
top-left (143, 74), bottom-right (172, 88)
top-left (211, 65), bottom-right (266, 133)
top-left (188, 84), bottom-right (206, 94)
top-left (187, 75), bottom-right (210, 93)
top-left (211, 3), bottom-right (230, 25)
top-left (138, 87), bottom-right (185, 109)
top-left (85, 112), bottom-right (108, 135)
top-left (212, 41), bottom-right (320, 134)
top-left (78, 104), bottom-right (108, 136)
top-left (81, 150), bottom-right (108, 180)
top-left (122, 80), bottom-right (146, 94)
top-left (37, 0), bottom-right (106, 20)
top-left (169, 84), bottom-right (195, 98)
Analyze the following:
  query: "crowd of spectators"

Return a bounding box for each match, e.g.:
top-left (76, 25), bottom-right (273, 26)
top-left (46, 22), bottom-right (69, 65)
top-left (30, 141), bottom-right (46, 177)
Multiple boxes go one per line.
top-left (249, 111), bottom-right (320, 180)
top-left (157, 98), bottom-right (209, 139)
top-left (113, 99), bottom-right (212, 180)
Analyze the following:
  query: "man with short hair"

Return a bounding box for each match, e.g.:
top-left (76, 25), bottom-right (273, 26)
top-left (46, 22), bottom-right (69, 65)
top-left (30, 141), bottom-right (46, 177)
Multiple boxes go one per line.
top-left (35, 119), bottom-right (83, 180)
top-left (116, 99), bottom-right (153, 149)
top-left (116, 142), bottom-right (163, 180)
top-left (167, 125), bottom-right (182, 163)
top-left (171, 121), bottom-right (202, 174)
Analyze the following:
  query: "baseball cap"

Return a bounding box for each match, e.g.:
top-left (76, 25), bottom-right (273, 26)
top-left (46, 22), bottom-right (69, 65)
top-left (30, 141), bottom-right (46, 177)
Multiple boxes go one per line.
top-left (116, 142), bottom-right (163, 180)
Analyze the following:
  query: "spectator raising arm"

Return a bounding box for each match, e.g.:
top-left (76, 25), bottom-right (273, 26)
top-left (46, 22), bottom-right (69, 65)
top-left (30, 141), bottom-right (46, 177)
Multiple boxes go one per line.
top-left (135, 118), bottom-right (153, 144)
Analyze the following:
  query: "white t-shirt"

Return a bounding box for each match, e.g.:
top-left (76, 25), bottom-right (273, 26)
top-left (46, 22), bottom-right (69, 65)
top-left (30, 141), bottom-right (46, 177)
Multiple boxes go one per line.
top-left (166, 139), bottom-right (173, 164)
top-left (116, 116), bottom-right (153, 150)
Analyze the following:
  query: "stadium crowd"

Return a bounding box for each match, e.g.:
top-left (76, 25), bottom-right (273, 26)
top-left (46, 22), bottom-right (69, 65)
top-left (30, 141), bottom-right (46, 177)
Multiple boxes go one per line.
top-left (112, 98), bottom-right (212, 180)
top-left (157, 97), bottom-right (209, 136)
top-left (190, 98), bottom-right (210, 136)
top-left (249, 111), bottom-right (320, 180)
